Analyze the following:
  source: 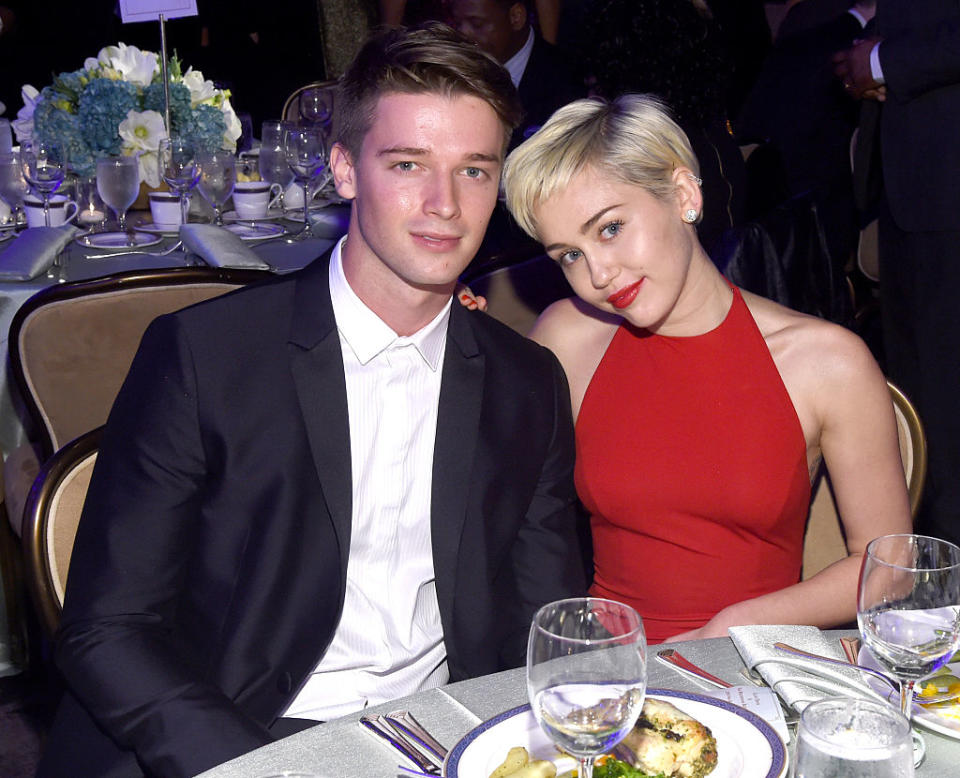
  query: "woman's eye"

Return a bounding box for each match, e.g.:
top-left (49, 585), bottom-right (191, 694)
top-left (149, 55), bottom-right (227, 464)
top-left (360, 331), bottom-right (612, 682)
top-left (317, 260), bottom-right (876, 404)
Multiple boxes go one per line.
top-left (558, 249), bottom-right (582, 266)
top-left (600, 220), bottom-right (623, 239)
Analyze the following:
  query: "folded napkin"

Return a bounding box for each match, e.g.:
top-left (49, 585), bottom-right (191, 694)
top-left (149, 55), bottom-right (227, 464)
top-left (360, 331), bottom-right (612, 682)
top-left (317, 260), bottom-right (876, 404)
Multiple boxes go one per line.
top-left (0, 225), bottom-right (78, 280)
top-left (180, 224), bottom-right (270, 269)
top-left (729, 625), bottom-right (884, 712)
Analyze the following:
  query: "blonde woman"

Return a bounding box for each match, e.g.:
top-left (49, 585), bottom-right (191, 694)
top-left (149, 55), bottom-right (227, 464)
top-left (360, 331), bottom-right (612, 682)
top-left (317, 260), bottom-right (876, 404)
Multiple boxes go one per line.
top-left (502, 95), bottom-right (911, 643)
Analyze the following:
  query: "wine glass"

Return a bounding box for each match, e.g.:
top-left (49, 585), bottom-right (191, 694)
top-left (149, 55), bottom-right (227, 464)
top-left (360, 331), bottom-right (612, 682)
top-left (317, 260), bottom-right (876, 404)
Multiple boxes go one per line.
top-left (527, 598), bottom-right (647, 778)
top-left (283, 127), bottom-right (327, 239)
top-left (298, 87), bottom-right (334, 131)
top-left (96, 155), bottom-right (140, 233)
top-left (857, 534), bottom-right (960, 719)
top-left (196, 149), bottom-right (236, 226)
top-left (21, 140), bottom-right (66, 227)
top-left (795, 697), bottom-right (915, 778)
top-left (0, 152), bottom-right (29, 225)
top-left (158, 136), bottom-right (199, 227)
top-left (260, 120), bottom-right (295, 211)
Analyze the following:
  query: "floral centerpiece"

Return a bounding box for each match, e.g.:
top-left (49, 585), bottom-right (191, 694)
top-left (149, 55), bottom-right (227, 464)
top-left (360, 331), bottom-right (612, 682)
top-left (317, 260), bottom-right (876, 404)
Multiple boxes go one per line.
top-left (13, 42), bottom-right (241, 187)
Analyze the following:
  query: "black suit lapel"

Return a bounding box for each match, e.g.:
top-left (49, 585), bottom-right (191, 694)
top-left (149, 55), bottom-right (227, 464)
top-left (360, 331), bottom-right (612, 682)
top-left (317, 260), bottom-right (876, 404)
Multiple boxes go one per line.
top-left (288, 255), bottom-right (353, 573)
top-left (431, 304), bottom-right (484, 624)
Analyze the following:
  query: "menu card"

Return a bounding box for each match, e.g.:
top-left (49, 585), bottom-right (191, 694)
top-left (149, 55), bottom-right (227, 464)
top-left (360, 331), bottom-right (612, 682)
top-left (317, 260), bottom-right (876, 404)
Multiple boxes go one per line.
top-left (119, 0), bottom-right (198, 23)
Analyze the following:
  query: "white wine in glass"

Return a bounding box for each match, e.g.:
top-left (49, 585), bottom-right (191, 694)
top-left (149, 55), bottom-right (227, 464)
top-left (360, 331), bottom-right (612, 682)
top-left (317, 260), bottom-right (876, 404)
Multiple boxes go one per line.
top-left (527, 598), bottom-right (646, 778)
top-left (858, 533), bottom-right (960, 718)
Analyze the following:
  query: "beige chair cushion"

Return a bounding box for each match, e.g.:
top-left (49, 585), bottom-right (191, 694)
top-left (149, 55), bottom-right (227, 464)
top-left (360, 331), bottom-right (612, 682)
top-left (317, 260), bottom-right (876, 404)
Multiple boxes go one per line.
top-left (46, 451), bottom-right (96, 604)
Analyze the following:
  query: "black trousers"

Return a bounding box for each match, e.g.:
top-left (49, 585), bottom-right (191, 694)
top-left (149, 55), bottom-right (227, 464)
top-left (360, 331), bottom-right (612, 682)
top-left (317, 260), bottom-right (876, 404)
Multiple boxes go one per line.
top-left (879, 199), bottom-right (960, 547)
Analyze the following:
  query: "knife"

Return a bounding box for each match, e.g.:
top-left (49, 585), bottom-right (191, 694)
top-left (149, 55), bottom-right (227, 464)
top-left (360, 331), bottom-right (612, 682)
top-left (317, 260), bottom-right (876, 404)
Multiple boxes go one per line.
top-left (656, 649), bottom-right (733, 688)
top-left (359, 714), bottom-right (442, 775)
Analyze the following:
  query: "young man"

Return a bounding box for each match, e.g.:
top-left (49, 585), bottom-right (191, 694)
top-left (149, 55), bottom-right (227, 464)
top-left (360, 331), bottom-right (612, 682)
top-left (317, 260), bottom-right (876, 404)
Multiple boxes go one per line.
top-left (39, 24), bottom-right (584, 778)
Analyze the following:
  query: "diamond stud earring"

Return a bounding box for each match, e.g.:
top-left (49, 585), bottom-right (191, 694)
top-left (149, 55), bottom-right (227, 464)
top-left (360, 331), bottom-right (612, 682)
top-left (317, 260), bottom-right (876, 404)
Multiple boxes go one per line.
top-left (683, 209), bottom-right (699, 223)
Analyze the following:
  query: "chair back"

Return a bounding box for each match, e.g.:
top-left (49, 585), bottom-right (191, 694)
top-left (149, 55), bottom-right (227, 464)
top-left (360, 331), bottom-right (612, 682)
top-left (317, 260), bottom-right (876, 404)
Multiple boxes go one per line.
top-left (465, 253), bottom-right (573, 336)
top-left (21, 426), bottom-right (101, 637)
top-left (282, 81), bottom-right (338, 125)
top-left (9, 267), bottom-right (271, 461)
top-left (802, 379), bottom-right (927, 579)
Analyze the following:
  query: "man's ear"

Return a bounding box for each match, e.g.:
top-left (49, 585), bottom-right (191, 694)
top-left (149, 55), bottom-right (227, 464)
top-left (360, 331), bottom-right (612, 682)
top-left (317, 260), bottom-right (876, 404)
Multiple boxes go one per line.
top-left (330, 142), bottom-right (357, 200)
top-left (509, 2), bottom-right (528, 32)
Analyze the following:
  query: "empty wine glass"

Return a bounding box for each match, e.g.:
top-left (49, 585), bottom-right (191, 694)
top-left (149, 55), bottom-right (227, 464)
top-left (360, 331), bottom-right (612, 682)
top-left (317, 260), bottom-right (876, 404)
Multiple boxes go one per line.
top-left (795, 697), bottom-right (915, 778)
top-left (260, 120), bottom-right (295, 210)
top-left (158, 136), bottom-right (199, 226)
top-left (284, 127), bottom-right (327, 239)
top-left (298, 87), bottom-right (334, 131)
top-left (858, 534), bottom-right (960, 720)
top-left (21, 140), bottom-right (66, 227)
top-left (96, 155), bottom-right (140, 233)
top-left (0, 152), bottom-right (29, 225)
top-left (196, 149), bottom-right (236, 226)
top-left (527, 598), bottom-right (647, 778)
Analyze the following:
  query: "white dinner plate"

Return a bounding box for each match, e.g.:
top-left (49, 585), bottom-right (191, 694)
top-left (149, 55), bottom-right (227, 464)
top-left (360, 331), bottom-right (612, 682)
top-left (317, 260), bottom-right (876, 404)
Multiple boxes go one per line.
top-left (75, 231), bottom-right (162, 250)
top-left (859, 646), bottom-right (960, 739)
top-left (223, 208), bottom-right (284, 222)
top-left (444, 689), bottom-right (788, 778)
top-left (223, 222), bottom-right (285, 241)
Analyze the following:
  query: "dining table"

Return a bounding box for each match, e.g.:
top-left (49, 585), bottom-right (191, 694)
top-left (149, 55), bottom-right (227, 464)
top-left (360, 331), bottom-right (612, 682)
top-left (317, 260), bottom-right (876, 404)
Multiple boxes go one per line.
top-left (193, 630), bottom-right (958, 778)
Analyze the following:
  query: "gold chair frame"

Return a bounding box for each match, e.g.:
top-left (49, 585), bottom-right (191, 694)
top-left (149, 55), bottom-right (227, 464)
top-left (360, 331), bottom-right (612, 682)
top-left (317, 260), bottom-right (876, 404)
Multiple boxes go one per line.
top-left (21, 426), bottom-right (102, 638)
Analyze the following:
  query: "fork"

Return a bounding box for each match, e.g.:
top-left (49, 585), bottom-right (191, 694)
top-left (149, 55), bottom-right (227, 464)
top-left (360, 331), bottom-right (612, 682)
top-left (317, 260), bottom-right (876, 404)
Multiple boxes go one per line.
top-left (84, 240), bottom-right (185, 260)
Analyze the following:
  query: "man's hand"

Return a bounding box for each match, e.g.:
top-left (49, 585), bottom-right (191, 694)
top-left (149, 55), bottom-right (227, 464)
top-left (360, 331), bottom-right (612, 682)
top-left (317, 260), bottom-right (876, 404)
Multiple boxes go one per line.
top-left (833, 37), bottom-right (886, 101)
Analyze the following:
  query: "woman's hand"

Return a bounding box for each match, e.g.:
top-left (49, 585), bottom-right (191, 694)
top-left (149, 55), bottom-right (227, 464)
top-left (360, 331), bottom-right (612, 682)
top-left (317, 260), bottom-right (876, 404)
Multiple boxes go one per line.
top-left (455, 284), bottom-right (487, 311)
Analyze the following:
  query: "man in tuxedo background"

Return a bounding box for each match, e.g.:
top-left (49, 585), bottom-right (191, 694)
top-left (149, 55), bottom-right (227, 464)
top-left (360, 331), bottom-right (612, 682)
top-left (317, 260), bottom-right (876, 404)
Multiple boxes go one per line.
top-left (834, 2), bottom-right (960, 547)
top-left (39, 23), bottom-right (585, 778)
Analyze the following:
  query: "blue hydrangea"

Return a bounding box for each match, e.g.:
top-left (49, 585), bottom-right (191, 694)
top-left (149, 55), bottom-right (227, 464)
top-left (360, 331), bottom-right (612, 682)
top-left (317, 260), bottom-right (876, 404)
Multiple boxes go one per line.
top-left (179, 103), bottom-right (226, 151)
top-left (32, 91), bottom-right (96, 176)
top-left (76, 78), bottom-right (139, 155)
top-left (143, 80), bottom-right (192, 119)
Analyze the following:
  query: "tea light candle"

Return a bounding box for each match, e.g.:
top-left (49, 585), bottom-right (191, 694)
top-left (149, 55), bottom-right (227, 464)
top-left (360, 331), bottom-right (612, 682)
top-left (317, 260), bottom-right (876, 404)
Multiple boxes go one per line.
top-left (79, 206), bottom-right (105, 225)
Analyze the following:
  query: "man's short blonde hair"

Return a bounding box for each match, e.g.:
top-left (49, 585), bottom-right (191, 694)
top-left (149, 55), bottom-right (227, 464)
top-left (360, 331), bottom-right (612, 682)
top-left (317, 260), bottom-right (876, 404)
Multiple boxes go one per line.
top-left (503, 94), bottom-right (699, 241)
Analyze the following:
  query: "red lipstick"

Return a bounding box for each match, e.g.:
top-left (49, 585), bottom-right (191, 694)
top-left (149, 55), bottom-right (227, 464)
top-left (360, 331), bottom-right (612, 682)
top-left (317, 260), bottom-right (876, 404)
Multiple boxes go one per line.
top-left (606, 280), bottom-right (642, 309)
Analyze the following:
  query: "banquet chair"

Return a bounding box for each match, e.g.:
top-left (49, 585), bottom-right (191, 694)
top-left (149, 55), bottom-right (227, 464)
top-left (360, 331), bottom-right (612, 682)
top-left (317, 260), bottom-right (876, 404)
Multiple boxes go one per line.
top-left (464, 253), bottom-right (573, 336)
top-left (4, 267), bottom-right (272, 538)
top-left (21, 426), bottom-right (101, 638)
top-left (801, 380), bottom-right (927, 579)
top-left (281, 80), bottom-right (338, 125)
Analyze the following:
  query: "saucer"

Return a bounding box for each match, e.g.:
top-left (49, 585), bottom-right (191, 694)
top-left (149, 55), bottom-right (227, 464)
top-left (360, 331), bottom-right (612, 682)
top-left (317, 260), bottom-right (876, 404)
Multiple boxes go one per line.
top-left (137, 221), bottom-right (183, 236)
top-left (223, 222), bottom-right (285, 241)
top-left (224, 208), bottom-right (284, 222)
top-left (75, 231), bottom-right (162, 250)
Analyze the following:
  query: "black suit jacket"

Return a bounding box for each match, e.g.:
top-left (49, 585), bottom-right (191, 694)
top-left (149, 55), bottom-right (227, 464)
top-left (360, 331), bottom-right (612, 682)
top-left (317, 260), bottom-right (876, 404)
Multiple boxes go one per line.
top-left (854, 0), bottom-right (960, 231)
top-left (512, 33), bottom-right (584, 149)
top-left (40, 255), bottom-right (585, 777)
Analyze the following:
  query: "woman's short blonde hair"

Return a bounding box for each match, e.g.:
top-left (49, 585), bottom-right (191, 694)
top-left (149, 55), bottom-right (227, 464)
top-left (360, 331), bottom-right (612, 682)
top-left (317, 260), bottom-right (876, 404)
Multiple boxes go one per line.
top-left (503, 94), bottom-right (699, 241)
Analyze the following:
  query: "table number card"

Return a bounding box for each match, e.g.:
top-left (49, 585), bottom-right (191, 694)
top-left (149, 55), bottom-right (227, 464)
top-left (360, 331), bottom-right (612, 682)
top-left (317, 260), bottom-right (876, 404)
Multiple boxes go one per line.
top-left (119, 0), bottom-right (198, 23)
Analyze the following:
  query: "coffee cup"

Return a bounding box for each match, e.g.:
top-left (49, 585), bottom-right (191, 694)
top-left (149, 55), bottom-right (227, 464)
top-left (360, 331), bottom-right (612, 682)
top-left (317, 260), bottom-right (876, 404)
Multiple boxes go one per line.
top-left (232, 180), bottom-right (282, 220)
top-left (149, 190), bottom-right (182, 230)
top-left (24, 194), bottom-right (78, 228)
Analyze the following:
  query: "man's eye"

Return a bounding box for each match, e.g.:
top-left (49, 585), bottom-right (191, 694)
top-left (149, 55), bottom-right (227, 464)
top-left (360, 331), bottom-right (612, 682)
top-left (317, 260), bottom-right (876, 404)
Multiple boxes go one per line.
top-left (395, 161), bottom-right (416, 172)
top-left (464, 167), bottom-right (484, 179)
top-left (600, 220), bottom-right (623, 239)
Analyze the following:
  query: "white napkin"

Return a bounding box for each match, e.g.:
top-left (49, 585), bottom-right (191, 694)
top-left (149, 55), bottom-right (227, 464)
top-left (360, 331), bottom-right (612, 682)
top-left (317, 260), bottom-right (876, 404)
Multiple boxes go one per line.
top-left (729, 625), bottom-right (883, 712)
top-left (0, 225), bottom-right (78, 280)
top-left (180, 224), bottom-right (270, 269)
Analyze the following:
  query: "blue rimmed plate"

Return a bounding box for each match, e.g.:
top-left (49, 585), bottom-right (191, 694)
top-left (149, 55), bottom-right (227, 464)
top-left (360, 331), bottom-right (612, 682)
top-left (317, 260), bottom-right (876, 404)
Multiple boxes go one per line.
top-left (444, 689), bottom-right (787, 778)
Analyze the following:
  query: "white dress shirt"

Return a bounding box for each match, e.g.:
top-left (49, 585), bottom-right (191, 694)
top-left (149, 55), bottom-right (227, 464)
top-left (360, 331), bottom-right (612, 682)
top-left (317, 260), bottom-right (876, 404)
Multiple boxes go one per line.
top-left (283, 239), bottom-right (451, 721)
top-left (504, 27), bottom-right (535, 88)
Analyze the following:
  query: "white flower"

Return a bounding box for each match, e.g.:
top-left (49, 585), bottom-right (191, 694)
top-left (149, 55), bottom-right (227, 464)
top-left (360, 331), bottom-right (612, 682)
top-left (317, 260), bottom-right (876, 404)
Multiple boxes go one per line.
top-left (119, 109), bottom-right (166, 152)
top-left (221, 97), bottom-right (242, 148)
top-left (136, 150), bottom-right (162, 188)
top-left (96, 43), bottom-right (158, 87)
top-left (12, 85), bottom-right (39, 143)
top-left (181, 68), bottom-right (217, 106)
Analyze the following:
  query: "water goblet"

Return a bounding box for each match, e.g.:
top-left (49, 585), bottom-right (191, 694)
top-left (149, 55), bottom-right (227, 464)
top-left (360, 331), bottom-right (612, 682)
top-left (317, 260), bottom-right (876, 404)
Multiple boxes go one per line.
top-left (21, 140), bottom-right (66, 227)
top-left (794, 697), bottom-right (915, 778)
top-left (0, 152), bottom-right (29, 225)
top-left (527, 597), bottom-right (647, 778)
top-left (96, 155), bottom-right (140, 233)
top-left (158, 136), bottom-right (200, 227)
top-left (298, 87), bottom-right (334, 131)
top-left (858, 533), bottom-right (960, 720)
top-left (196, 149), bottom-right (236, 226)
top-left (283, 127), bottom-right (327, 240)
top-left (260, 120), bottom-right (295, 210)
